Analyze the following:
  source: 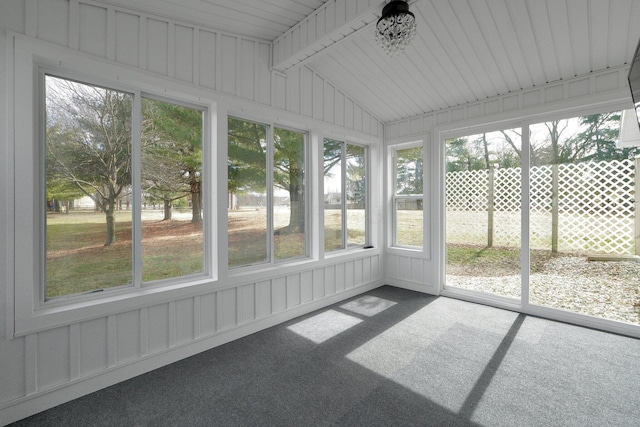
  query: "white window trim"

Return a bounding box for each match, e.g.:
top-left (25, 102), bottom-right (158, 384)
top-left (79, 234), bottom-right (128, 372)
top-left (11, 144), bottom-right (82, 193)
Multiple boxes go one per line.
top-left (10, 39), bottom-right (218, 337)
top-left (227, 116), bottom-right (312, 271)
top-left (437, 106), bottom-right (640, 339)
top-left (322, 138), bottom-right (370, 254)
top-left (388, 140), bottom-right (426, 252)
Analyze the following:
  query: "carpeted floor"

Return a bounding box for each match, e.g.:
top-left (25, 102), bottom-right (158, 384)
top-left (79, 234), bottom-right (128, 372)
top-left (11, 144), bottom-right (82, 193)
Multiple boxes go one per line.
top-left (10, 286), bottom-right (640, 426)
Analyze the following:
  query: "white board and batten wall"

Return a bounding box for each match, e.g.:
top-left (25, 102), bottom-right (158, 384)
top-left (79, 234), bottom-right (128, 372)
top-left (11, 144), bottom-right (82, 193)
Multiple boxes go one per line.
top-left (0, 0), bottom-right (383, 424)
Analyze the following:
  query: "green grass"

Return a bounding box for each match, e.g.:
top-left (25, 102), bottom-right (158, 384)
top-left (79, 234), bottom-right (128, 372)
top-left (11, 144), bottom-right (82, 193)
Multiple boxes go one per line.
top-left (46, 212), bottom-right (203, 298)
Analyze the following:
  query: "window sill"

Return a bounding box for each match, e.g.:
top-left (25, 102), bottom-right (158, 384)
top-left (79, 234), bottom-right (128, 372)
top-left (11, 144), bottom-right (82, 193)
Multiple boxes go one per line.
top-left (14, 276), bottom-right (217, 337)
top-left (226, 248), bottom-right (381, 286)
top-left (386, 246), bottom-right (426, 257)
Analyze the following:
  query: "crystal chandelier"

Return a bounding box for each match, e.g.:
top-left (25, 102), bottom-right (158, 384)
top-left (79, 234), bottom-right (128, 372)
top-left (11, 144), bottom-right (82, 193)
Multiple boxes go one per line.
top-left (374, 0), bottom-right (417, 56)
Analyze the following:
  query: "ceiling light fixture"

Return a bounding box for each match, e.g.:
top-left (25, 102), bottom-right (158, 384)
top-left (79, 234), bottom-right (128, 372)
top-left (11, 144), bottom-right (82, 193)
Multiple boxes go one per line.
top-left (374, 0), bottom-right (417, 56)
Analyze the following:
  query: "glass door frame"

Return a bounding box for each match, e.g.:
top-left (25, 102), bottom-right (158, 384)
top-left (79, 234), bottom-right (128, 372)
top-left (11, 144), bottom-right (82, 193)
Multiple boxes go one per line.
top-left (437, 112), bottom-right (640, 339)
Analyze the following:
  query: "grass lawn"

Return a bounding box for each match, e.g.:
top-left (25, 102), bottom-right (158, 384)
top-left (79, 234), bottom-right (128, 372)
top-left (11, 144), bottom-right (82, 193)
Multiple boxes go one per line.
top-left (46, 211), bottom-right (203, 298)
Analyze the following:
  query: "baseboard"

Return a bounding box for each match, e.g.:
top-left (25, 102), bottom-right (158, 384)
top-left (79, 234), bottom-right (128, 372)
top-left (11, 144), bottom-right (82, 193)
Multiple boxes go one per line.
top-left (384, 277), bottom-right (438, 295)
top-left (0, 280), bottom-right (382, 426)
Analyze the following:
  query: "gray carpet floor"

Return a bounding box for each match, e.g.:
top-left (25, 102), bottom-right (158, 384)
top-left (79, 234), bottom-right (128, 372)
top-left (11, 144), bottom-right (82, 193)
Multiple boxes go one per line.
top-left (10, 286), bottom-right (640, 426)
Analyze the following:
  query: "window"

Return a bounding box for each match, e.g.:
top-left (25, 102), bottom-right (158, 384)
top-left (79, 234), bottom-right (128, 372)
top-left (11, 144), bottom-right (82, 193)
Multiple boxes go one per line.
top-left (44, 74), bottom-right (206, 300)
top-left (228, 117), bottom-right (308, 268)
top-left (323, 139), bottom-right (367, 252)
top-left (392, 145), bottom-right (423, 248)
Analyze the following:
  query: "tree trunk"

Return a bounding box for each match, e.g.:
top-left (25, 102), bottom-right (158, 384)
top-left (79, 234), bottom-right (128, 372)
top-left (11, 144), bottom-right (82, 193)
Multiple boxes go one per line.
top-left (105, 202), bottom-right (116, 246)
top-left (287, 170), bottom-right (303, 233)
top-left (163, 198), bottom-right (172, 220)
top-left (191, 181), bottom-right (202, 223)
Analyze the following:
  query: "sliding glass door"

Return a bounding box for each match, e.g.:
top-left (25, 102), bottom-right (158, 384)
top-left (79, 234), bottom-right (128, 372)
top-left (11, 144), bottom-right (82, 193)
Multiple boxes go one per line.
top-left (444, 110), bottom-right (640, 330)
top-left (529, 113), bottom-right (640, 326)
top-left (445, 128), bottom-right (522, 301)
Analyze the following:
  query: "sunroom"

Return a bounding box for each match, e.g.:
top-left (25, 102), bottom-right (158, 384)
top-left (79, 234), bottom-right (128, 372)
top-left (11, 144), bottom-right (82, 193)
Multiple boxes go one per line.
top-left (1, 0), bottom-right (640, 424)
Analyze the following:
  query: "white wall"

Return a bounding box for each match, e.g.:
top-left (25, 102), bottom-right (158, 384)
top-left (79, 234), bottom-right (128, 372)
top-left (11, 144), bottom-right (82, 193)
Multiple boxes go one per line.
top-left (0, 1), bottom-right (384, 424)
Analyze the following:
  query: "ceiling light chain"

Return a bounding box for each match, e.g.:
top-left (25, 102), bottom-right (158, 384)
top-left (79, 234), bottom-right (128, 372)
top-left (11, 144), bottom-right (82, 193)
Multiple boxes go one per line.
top-left (375, 0), bottom-right (417, 56)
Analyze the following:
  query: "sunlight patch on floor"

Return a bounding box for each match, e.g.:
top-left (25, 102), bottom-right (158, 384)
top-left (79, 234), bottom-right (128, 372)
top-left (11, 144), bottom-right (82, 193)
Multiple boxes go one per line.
top-left (340, 296), bottom-right (397, 317)
top-left (287, 310), bottom-right (362, 344)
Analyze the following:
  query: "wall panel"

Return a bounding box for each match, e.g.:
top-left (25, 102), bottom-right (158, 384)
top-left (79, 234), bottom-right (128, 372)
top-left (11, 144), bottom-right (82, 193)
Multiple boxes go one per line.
top-left (0, 337), bottom-right (26, 403)
top-left (238, 284), bottom-right (255, 324)
top-left (78, 3), bottom-right (107, 57)
top-left (36, 327), bottom-right (70, 390)
top-left (116, 311), bottom-right (140, 363)
top-left (272, 277), bottom-right (287, 312)
top-left (312, 268), bottom-right (325, 299)
top-left (218, 288), bottom-right (237, 330)
top-left (175, 298), bottom-right (195, 344)
top-left (147, 304), bottom-right (170, 354)
top-left (174, 25), bottom-right (194, 83)
top-left (220, 34), bottom-right (237, 95)
top-left (286, 274), bottom-right (301, 308)
top-left (114, 11), bottom-right (140, 67)
top-left (345, 261), bottom-right (355, 289)
top-left (0, 1), bottom-right (25, 34)
top-left (255, 280), bottom-right (272, 318)
top-left (274, 72), bottom-right (287, 110)
top-left (286, 69), bottom-right (301, 114)
top-left (335, 263), bottom-right (346, 292)
top-left (300, 271), bottom-right (313, 303)
top-left (79, 318), bottom-right (108, 376)
top-left (324, 265), bottom-right (336, 296)
top-left (257, 42), bottom-right (271, 105)
top-left (199, 293), bottom-right (217, 335)
top-left (146, 18), bottom-right (169, 75)
top-left (198, 30), bottom-right (217, 90)
top-left (240, 39), bottom-right (255, 100)
top-left (35, 0), bottom-right (69, 46)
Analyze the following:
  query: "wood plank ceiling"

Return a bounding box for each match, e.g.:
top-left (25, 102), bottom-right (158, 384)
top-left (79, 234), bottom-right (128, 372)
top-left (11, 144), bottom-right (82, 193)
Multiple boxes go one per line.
top-left (99, 0), bottom-right (640, 124)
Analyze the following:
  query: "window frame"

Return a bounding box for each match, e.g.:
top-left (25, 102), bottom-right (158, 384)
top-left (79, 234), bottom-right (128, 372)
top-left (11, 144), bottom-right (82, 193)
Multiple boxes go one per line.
top-left (227, 116), bottom-right (311, 270)
top-left (12, 55), bottom-right (216, 336)
top-left (41, 72), bottom-right (212, 303)
top-left (322, 138), bottom-right (369, 253)
top-left (391, 142), bottom-right (425, 250)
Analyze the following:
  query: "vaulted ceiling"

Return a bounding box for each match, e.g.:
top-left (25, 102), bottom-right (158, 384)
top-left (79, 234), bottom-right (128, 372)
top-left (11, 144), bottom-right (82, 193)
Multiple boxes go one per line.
top-left (98, 0), bottom-right (640, 124)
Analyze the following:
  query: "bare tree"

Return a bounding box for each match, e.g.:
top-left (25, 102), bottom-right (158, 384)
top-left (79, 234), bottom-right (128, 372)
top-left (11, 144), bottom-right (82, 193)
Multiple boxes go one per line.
top-left (46, 76), bottom-right (133, 246)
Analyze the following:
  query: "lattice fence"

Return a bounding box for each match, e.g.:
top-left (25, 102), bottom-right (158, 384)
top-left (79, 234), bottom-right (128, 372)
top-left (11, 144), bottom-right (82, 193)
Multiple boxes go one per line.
top-left (446, 159), bottom-right (637, 254)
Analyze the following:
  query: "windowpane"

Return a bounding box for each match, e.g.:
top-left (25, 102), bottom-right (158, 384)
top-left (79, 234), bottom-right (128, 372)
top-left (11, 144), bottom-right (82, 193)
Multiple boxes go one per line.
top-left (324, 139), bottom-right (343, 251)
top-left (140, 98), bottom-right (204, 282)
top-left (346, 144), bottom-right (366, 247)
top-left (394, 146), bottom-right (423, 248)
top-left (395, 198), bottom-right (423, 247)
top-left (445, 129), bottom-right (522, 300)
top-left (227, 117), bottom-right (268, 267)
top-left (45, 75), bottom-right (133, 298)
top-left (396, 147), bottom-right (423, 196)
top-left (529, 112), bottom-right (640, 326)
top-left (274, 127), bottom-right (306, 260)
top-left (324, 139), bottom-right (368, 252)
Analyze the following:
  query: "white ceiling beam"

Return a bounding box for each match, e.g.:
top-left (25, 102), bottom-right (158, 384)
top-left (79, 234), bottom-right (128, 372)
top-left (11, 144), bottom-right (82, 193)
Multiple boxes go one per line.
top-left (272, 0), bottom-right (385, 73)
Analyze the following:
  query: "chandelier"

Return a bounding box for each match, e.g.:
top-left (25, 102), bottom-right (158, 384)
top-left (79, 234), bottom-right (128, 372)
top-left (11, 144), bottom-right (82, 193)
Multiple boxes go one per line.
top-left (374, 0), bottom-right (417, 56)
